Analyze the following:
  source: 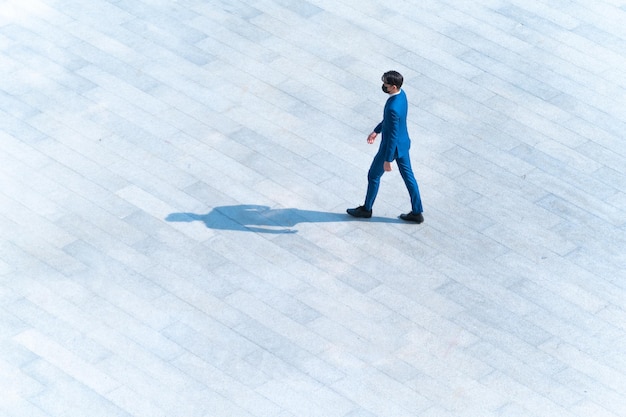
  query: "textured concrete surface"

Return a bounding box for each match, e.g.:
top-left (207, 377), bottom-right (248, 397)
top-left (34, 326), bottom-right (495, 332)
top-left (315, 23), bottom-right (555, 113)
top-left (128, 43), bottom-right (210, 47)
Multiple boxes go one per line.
top-left (1, 0), bottom-right (625, 416)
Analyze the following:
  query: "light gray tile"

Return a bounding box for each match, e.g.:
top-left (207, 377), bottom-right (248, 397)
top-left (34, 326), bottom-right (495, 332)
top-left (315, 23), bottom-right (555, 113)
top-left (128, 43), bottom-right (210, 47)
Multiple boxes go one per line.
top-left (2, 0), bottom-right (626, 415)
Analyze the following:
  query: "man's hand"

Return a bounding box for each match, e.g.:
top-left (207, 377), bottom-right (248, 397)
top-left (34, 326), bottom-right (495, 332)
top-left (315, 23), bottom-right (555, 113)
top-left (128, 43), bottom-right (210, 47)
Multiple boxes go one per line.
top-left (384, 161), bottom-right (392, 172)
top-left (367, 132), bottom-right (378, 144)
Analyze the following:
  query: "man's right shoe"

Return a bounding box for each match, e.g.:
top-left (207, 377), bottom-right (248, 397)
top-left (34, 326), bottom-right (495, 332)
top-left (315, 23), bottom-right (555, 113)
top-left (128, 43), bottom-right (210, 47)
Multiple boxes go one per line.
top-left (347, 206), bottom-right (372, 218)
top-left (399, 211), bottom-right (424, 223)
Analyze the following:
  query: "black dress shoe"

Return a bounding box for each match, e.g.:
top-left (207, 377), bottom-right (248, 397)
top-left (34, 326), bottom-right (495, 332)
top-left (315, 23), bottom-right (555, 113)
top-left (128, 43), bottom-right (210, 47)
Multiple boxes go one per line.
top-left (347, 206), bottom-right (372, 218)
top-left (399, 212), bottom-right (424, 223)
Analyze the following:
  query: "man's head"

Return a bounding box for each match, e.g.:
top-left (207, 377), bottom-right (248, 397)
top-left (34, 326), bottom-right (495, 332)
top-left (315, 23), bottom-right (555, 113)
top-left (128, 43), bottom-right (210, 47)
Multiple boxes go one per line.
top-left (381, 70), bottom-right (403, 94)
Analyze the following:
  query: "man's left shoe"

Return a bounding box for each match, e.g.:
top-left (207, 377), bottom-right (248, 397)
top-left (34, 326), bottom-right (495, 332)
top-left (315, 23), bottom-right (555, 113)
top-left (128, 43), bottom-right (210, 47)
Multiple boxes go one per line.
top-left (347, 206), bottom-right (372, 218)
top-left (399, 212), bottom-right (424, 223)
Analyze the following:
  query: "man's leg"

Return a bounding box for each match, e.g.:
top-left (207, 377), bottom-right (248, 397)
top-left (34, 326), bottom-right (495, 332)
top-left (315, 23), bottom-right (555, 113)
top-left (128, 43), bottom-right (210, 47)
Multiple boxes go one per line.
top-left (364, 151), bottom-right (386, 210)
top-left (396, 154), bottom-right (423, 213)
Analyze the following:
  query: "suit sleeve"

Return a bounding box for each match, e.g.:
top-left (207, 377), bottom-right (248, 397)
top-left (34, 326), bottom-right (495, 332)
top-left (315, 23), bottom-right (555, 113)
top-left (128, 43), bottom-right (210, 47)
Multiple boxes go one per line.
top-left (374, 122), bottom-right (382, 134)
top-left (383, 108), bottom-right (400, 162)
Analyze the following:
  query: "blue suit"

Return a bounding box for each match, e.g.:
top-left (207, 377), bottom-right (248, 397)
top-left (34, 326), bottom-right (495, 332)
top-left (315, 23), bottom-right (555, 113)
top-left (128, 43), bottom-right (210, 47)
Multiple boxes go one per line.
top-left (364, 90), bottom-right (423, 213)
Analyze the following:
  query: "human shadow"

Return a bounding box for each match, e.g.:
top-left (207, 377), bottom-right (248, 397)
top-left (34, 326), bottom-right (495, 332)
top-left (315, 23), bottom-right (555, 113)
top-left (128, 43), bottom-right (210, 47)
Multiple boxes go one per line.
top-left (166, 204), bottom-right (403, 234)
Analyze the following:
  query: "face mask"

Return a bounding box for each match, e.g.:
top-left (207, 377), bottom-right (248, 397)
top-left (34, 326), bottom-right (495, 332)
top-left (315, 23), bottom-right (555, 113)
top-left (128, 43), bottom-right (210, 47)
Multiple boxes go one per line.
top-left (381, 84), bottom-right (390, 93)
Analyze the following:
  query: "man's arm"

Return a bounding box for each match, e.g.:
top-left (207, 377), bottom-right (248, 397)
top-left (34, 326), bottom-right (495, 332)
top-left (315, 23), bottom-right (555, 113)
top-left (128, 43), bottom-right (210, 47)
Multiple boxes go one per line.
top-left (382, 108), bottom-right (400, 162)
top-left (367, 131), bottom-right (392, 171)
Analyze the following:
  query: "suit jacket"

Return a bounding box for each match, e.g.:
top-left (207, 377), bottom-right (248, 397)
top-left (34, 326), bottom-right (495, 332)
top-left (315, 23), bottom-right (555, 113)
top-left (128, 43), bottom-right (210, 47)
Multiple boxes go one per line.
top-left (374, 89), bottom-right (411, 162)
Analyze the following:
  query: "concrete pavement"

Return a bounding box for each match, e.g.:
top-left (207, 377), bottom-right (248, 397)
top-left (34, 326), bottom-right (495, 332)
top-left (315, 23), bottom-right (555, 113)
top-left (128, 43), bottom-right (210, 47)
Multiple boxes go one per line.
top-left (1, 0), bottom-right (625, 416)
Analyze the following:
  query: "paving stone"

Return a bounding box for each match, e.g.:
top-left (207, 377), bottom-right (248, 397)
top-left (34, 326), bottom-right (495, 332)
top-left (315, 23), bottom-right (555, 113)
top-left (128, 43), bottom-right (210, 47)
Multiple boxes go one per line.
top-left (1, 0), bottom-right (625, 416)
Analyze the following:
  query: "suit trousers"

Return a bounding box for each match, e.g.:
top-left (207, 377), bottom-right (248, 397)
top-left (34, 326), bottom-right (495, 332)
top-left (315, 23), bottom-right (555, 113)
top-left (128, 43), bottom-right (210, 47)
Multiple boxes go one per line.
top-left (364, 150), bottom-right (423, 213)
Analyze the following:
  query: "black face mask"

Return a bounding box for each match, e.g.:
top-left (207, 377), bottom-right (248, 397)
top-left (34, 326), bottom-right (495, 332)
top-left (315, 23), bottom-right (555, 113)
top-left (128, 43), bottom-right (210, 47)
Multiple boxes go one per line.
top-left (381, 84), bottom-right (390, 93)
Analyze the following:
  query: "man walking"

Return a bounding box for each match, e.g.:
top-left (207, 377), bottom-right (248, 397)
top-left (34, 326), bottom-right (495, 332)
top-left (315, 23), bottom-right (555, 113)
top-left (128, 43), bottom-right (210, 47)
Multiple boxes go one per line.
top-left (347, 70), bottom-right (424, 223)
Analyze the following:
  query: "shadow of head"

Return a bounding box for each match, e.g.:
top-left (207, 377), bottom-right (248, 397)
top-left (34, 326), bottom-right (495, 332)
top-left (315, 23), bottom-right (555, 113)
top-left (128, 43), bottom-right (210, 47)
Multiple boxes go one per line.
top-left (165, 213), bottom-right (202, 223)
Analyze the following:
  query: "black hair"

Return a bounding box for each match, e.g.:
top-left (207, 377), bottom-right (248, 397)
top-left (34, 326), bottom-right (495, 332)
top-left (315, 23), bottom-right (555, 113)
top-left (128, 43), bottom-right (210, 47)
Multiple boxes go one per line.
top-left (382, 70), bottom-right (403, 88)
